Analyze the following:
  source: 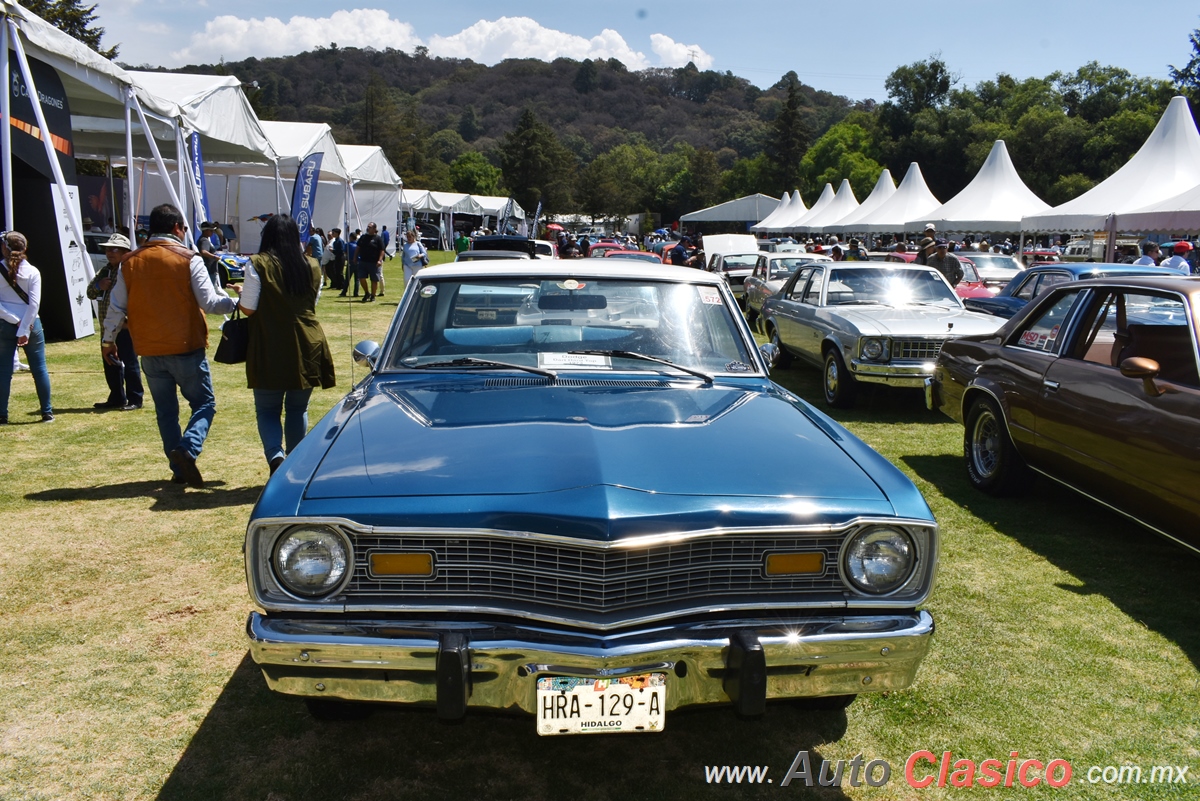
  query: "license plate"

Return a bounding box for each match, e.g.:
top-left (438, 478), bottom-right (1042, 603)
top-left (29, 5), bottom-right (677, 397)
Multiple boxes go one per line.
top-left (477, 309), bottom-right (497, 320)
top-left (536, 673), bottom-right (666, 736)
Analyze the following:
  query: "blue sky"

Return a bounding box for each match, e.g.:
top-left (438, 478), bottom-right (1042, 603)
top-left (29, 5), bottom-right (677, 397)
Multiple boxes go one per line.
top-left (100, 1), bottom-right (1200, 101)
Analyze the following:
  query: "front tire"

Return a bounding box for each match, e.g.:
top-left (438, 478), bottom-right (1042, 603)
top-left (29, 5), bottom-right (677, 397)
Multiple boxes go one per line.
top-left (745, 303), bottom-right (759, 328)
top-left (822, 349), bottom-right (856, 408)
top-left (769, 326), bottom-right (792, 368)
top-left (964, 396), bottom-right (1028, 495)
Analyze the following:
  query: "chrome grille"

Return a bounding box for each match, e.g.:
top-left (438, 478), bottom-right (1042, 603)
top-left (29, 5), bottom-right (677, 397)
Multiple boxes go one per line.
top-left (892, 339), bottom-right (944, 360)
top-left (346, 533), bottom-right (846, 613)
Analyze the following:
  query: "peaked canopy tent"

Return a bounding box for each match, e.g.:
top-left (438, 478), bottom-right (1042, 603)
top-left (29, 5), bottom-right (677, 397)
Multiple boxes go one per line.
top-left (404, 191), bottom-right (484, 215)
top-left (852, 163), bottom-right (942, 234)
top-left (910, 141), bottom-right (1048, 233)
top-left (783, 183), bottom-right (835, 232)
top-left (795, 179), bottom-right (859, 234)
top-left (751, 190), bottom-right (800, 232)
top-left (1022, 97), bottom-right (1200, 257)
top-left (338, 144), bottom-right (402, 234)
top-left (825, 170), bottom-right (897, 234)
top-left (680, 193), bottom-right (780, 224)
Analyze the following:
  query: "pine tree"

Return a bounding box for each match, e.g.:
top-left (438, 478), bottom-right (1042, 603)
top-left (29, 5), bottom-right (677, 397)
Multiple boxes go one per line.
top-left (1171, 26), bottom-right (1200, 120)
top-left (21, 0), bottom-right (118, 59)
top-left (766, 79), bottom-right (809, 195)
top-left (498, 108), bottom-right (576, 212)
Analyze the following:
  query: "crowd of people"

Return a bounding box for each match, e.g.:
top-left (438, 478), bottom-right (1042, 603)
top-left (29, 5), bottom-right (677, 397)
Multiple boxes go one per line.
top-left (3, 204), bottom-right (338, 487)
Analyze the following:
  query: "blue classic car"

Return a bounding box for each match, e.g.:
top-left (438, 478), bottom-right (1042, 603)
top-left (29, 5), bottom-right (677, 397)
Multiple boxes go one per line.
top-left (963, 263), bottom-right (1175, 319)
top-left (244, 260), bottom-right (938, 734)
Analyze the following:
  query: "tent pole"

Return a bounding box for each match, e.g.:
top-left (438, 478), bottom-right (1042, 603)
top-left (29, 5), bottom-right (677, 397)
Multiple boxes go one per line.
top-left (174, 124), bottom-right (191, 244)
top-left (1, 18), bottom-right (12, 231)
top-left (274, 163), bottom-right (285, 213)
top-left (130, 92), bottom-right (186, 226)
top-left (9, 21), bottom-right (91, 279)
top-left (123, 91), bottom-right (136, 237)
top-left (1104, 215), bottom-right (1117, 262)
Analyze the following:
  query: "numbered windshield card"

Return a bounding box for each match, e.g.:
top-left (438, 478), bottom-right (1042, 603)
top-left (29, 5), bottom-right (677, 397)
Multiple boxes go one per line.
top-left (697, 286), bottom-right (723, 305)
top-left (539, 353), bottom-right (611, 368)
top-left (536, 673), bottom-right (667, 735)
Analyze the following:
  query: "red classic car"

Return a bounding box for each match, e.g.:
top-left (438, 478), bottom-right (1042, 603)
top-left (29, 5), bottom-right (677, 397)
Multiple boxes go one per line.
top-left (884, 253), bottom-right (992, 299)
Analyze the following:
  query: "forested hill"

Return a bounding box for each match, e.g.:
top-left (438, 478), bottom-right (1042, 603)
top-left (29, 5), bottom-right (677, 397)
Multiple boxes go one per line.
top-left (133, 34), bottom-right (1200, 223)
top-left (148, 46), bottom-right (861, 215)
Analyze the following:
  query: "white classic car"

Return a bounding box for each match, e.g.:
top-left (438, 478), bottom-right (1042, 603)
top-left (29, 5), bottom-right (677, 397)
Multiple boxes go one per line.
top-left (761, 264), bottom-right (1004, 407)
top-left (743, 253), bottom-right (832, 329)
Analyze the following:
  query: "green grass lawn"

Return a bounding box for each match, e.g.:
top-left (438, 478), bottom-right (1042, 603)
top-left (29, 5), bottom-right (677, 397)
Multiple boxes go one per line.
top-left (1, 256), bottom-right (1197, 800)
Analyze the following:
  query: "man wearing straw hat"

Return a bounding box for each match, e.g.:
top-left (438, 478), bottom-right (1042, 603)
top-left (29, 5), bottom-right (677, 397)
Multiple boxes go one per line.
top-left (87, 233), bottom-right (143, 411)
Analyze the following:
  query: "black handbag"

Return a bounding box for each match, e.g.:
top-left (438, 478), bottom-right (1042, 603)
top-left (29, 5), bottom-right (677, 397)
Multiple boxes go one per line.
top-left (214, 308), bottom-right (249, 364)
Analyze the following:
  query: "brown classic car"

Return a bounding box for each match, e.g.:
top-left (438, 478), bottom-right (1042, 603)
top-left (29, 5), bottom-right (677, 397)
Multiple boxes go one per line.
top-left (929, 275), bottom-right (1200, 553)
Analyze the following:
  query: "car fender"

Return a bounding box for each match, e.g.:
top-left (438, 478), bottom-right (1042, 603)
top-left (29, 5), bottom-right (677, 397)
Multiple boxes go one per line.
top-left (959, 377), bottom-right (1028, 460)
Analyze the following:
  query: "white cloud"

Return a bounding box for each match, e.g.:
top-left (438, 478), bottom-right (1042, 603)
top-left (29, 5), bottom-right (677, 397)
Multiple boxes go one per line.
top-left (428, 17), bottom-right (649, 69)
top-left (169, 9), bottom-right (422, 63)
top-left (649, 34), bottom-right (714, 69)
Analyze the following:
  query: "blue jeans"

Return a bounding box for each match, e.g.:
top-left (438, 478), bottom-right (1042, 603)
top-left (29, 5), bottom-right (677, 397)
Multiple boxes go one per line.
top-left (140, 349), bottom-right (216, 473)
top-left (102, 328), bottom-right (144, 407)
top-left (0, 318), bottom-right (52, 418)
top-left (253, 387), bottom-right (313, 463)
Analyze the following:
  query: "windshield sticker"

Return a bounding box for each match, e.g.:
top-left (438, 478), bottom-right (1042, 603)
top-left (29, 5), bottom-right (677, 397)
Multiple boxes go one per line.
top-left (556, 279), bottom-right (586, 291)
top-left (539, 353), bottom-right (611, 368)
top-left (1019, 330), bottom-right (1040, 348)
top-left (697, 286), bottom-right (722, 305)
top-left (420, 285), bottom-right (437, 297)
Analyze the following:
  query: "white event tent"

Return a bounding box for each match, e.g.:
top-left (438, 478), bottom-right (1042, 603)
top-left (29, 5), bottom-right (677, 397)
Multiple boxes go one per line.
top-left (1115, 181), bottom-right (1200, 232)
top-left (474, 194), bottom-right (527, 222)
top-left (680, 193), bottom-right (779, 223)
top-left (121, 71), bottom-right (280, 244)
top-left (784, 183), bottom-right (835, 232)
top-left (1021, 96), bottom-right (1200, 253)
top-left (852, 163), bottom-right (942, 234)
top-left (910, 140), bottom-right (1048, 233)
top-left (1, 0), bottom-right (192, 337)
top-left (338, 144), bottom-right (402, 233)
top-left (796, 179), bottom-right (859, 234)
top-left (751, 190), bottom-right (801, 232)
top-left (826, 170), bottom-right (897, 234)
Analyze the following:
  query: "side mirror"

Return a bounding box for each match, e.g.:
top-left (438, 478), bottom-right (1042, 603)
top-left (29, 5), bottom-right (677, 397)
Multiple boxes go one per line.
top-left (1119, 356), bottom-right (1165, 397)
top-left (759, 342), bottom-right (779, 368)
top-left (353, 340), bottom-right (380, 369)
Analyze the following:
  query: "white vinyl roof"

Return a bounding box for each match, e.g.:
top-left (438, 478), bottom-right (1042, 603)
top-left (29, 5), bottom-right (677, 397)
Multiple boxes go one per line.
top-left (912, 141), bottom-right (1048, 232)
top-left (826, 170), bottom-right (897, 233)
top-left (795, 179), bottom-right (859, 233)
top-left (127, 71), bottom-right (277, 165)
top-left (337, 144), bottom-right (401, 188)
top-left (852, 163), bottom-right (942, 233)
top-left (754, 190), bottom-right (806, 232)
top-left (681, 193), bottom-right (779, 222)
top-left (784, 183), bottom-right (835, 231)
top-left (1114, 181), bottom-right (1200, 232)
top-left (1022, 97), bottom-right (1200, 232)
top-left (258, 121), bottom-right (349, 181)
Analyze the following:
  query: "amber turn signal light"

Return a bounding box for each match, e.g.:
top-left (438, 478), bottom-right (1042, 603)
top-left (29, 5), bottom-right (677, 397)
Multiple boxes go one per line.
top-left (765, 553), bottom-right (824, 576)
top-left (370, 553), bottom-right (433, 576)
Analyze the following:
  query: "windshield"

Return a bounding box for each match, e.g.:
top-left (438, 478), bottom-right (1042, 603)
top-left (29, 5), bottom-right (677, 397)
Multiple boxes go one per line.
top-left (388, 276), bottom-right (755, 374)
top-left (827, 268), bottom-right (961, 307)
top-left (770, 257), bottom-right (813, 280)
top-left (967, 254), bottom-right (1021, 272)
top-left (722, 254), bottom-right (758, 269)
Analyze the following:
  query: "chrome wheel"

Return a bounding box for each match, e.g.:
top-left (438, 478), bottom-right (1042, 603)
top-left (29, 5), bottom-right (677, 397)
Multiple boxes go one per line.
top-left (970, 408), bottom-right (1001, 478)
top-left (822, 349), bottom-right (855, 408)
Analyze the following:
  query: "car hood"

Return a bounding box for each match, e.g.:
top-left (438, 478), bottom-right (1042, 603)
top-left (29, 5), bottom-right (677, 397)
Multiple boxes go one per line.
top-left (304, 378), bottom-right (892, 507)
top-left (834, 306), bottom-right (1003, 337)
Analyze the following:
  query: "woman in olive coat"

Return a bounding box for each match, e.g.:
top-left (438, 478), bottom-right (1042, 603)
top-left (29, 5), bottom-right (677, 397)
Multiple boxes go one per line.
top-left (238, 215), bottom-right (335, 474)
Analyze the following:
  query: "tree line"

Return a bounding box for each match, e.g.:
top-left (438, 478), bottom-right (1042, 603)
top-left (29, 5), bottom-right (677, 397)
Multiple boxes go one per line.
top-left (37, 1), bottom-right (1200, 222)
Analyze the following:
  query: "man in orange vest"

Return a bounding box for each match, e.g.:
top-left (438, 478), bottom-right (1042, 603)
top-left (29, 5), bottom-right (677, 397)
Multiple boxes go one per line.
top-left (101, 204), bottom-right (240, 487)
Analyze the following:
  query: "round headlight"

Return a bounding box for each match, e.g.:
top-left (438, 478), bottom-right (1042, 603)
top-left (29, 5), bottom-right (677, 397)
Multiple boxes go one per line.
top-left (861, 338), bottom-right (885, 361)
top-left (273, 526), bottom-right (350, 598)
top-left (842, 526), bottom-right (915, 594)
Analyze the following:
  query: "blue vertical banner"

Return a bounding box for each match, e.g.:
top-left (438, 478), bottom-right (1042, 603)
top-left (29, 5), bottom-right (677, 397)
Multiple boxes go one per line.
top-left (188, 132), bottom-right (211, 230)
top-left (530, 199), bottom-right (543, 237)
top-left (290, 152), bottom-right (324, 245)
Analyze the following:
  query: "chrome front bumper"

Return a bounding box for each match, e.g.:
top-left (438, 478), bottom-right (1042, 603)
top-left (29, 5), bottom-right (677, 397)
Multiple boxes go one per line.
top-left (247, 611), bottom-right (934, 718)
top-left (850, 359), bottom-right (938, 388)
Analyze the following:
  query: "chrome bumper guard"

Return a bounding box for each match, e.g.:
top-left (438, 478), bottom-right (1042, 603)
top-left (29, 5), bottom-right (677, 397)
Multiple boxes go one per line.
top-left (247, 611), bottom-right (934, 718)
top-left (850, 359), bottom-right (937, 388)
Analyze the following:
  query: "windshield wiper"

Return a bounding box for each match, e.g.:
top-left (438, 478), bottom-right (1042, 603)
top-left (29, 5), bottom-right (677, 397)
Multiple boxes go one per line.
top-left (836, 300), bottom-right (890, 306)
top-left (568, 349), bottom-right (713, 383)
top-left (403, 357), bottom-right (557, 379)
